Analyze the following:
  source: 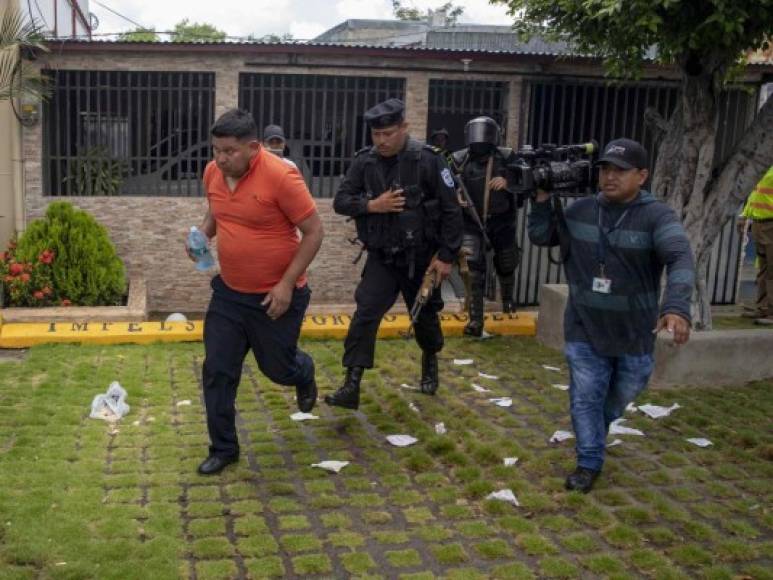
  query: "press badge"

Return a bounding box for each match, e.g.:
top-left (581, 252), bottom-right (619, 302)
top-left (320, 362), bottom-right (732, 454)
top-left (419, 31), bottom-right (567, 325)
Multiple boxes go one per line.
top-left (592, 277), bottom-right (612, 294)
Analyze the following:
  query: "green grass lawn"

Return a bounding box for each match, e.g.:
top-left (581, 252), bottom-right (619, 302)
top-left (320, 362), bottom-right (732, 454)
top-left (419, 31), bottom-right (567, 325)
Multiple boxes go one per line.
top-left (0, 338), bottom-right (771, 579)
top-left (712, 315), bottom-right (773, 330)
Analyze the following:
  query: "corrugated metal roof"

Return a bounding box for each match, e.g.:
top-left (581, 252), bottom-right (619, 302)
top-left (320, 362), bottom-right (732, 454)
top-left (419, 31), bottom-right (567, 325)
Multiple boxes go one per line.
top-left (426, 29), bottom-right (577, 55)
top-left (50, 37), bottom-right (588, 58)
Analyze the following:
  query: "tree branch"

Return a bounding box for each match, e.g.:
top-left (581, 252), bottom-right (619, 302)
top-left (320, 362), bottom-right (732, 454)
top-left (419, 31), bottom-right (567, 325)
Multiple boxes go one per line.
top-left (644, 107), bottom-right (670, 137)
top-left (709, 95), bottom-right (773, 211)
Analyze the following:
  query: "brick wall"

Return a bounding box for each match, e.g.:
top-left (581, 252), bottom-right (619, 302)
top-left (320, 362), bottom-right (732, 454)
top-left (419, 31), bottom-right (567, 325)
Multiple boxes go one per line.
top-left (21, 47), bottom-right (624, 311)
top-left (23, 194), bottom-right (359, 312)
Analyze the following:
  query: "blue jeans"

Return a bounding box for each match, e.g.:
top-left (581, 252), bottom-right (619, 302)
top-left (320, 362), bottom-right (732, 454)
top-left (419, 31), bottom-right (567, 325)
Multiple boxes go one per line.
top-left (564, 341), bottom-right (654, 471)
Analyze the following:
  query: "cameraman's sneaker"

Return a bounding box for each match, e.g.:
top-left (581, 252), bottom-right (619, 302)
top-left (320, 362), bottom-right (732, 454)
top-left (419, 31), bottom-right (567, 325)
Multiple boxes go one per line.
top-left (565, 467), bottom-right (600, 493)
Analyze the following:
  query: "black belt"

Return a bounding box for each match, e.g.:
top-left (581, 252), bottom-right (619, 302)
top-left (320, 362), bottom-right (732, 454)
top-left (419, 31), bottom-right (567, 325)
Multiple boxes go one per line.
top-left (752, 217), bottom-right (773, 223)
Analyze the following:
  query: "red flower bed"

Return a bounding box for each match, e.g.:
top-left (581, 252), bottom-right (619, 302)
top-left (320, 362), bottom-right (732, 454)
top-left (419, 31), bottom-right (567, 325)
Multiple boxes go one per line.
top-left (0, 240), bottom-right (71, 308)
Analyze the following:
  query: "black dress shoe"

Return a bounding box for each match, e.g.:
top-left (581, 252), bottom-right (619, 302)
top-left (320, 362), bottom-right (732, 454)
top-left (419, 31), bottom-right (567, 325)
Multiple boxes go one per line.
top-left (324, 367), bottom-right (363, 410)
top-left (197, 454), bottom-right (238, 475)
top-left (420, 351), bottom-right (439, 395)
top-left (296, 378), bottom-right (317, 413)
top-left (565, 467), bottom-right (600, 493)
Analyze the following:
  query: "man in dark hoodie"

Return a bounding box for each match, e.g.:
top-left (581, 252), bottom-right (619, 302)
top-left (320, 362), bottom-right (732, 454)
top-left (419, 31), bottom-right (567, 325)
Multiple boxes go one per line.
top-left (528, 138), bottom-right (694, 493)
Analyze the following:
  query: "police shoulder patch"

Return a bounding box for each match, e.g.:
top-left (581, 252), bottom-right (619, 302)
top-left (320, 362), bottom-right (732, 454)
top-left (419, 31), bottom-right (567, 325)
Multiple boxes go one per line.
top-left (441, 167), bottom-right (455, 188)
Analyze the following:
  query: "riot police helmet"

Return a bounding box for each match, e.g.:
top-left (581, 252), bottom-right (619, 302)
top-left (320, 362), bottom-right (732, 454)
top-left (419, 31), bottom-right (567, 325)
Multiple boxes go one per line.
top-left (465, 116), bottom-right (500, 156)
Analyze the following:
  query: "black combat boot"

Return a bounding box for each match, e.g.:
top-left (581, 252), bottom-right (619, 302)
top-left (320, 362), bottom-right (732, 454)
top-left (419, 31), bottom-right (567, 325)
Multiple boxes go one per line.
top-left (500, 275), bottom-right (516, 314)
top-left (324, 367), bottom-right (364, 410)
top-left (464, 276), bottom-right (485, 337)
top-left (420, 351), bottom-right (439, 395)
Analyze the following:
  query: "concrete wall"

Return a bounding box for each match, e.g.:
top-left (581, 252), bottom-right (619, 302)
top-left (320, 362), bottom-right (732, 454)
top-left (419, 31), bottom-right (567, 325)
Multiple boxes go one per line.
top-left (536, 284), bottom-right (773, 387)
top-left (0, 102), bottom-right (19, 250)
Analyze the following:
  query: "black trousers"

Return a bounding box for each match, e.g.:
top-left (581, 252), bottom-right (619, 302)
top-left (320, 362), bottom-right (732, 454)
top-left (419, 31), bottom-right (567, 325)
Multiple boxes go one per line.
top-left (343, 251), bottom-right (444, 369)
top-left (202, 275), bottom-right (314, 458)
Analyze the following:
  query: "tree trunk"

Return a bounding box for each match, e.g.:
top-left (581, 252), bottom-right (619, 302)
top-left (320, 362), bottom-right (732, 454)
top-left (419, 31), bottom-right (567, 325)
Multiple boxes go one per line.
top-left (650, 67), bottom-right (773, 330)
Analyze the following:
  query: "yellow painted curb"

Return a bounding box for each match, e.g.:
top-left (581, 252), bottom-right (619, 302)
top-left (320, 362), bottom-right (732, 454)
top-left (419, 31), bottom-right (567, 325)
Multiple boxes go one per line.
top-left (0, 312), bottom-right (536, 349)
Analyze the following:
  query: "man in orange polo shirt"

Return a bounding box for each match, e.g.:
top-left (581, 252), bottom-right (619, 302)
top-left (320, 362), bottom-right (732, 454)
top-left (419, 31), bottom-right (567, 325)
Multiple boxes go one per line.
top-left (189, 108), bottom-right (324, 475)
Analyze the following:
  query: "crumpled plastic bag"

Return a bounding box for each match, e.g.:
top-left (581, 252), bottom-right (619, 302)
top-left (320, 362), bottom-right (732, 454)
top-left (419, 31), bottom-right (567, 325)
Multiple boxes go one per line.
top-left (90, 381), bottom-right (130, 422)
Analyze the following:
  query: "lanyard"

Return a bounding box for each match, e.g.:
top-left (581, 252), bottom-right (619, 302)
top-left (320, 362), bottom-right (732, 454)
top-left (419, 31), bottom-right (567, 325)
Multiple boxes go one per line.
top-left (595, 201), bottom-right (630, 276)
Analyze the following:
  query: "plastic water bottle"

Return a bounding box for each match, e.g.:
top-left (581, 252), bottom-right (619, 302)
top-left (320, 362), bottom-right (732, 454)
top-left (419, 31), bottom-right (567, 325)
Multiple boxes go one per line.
top-left (187, 226), bottom-right (215, 271)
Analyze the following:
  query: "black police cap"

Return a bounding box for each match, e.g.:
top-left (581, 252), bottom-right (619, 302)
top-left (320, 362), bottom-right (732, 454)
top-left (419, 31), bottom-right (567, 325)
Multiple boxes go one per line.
top-left (364, 98), bottom-right (405, 129)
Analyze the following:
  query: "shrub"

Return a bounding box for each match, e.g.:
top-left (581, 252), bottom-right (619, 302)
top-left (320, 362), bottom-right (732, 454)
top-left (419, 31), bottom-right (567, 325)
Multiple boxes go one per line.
top-left (13, 202), bottom-right (126, 306)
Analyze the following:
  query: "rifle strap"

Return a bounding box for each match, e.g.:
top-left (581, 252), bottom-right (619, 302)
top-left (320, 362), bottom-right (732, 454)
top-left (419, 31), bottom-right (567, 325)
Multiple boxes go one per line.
top-left (482, 156), bottom-right (494, 227)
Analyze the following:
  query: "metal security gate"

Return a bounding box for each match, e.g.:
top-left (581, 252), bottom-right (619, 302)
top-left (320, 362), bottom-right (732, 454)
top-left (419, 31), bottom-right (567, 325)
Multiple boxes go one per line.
top-left (239, 73), bottom-right (405, 198)
top-left (43, 70), bottom-right (215, 196)
top-left (427, 79), bottom-right (509, 150)
top-left (514, 79), bottom-right (759, 306)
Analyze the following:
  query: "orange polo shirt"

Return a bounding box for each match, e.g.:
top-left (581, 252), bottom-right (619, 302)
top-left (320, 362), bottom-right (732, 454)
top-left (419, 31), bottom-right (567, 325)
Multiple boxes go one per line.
top-left (204, 149), bottom-right (316, 294)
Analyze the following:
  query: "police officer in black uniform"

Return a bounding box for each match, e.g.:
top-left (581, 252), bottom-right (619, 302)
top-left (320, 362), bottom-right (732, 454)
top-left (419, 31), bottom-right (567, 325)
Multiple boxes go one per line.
top-left (429, 128), bottom-right (454, 167)
top-left (325, 99), bottom-right (463, 410)
top-left (452, 116), bottom-right (523, 337)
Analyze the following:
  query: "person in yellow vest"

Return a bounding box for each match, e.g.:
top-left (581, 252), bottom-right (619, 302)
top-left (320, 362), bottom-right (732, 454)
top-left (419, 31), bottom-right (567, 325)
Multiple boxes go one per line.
top-left (738, 166), bottom-right (773, 325)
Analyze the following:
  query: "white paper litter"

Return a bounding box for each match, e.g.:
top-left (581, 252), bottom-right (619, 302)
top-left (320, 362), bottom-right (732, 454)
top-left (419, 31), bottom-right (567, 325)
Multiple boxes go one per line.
top-left (551, 384), bottom-right (569, 391)
top-left (626, 403), bottom-right (638, 413)
top-left (311, 460), bottom-right (350, 473)
top-left (503, 457), bottom-right (519, 466)
top-left (409, 402), bottom-right (420, 414)
top-left (686, 438), bottom-right (713, 447)
top-left (454, 358), bottom-right (474, 365)
top-left (290, 412), bottom-right (319, 421)
top-left (488, 397), bottom-right (513, 408)
top-left (478, 372), bottom-right (499, 380)
top-left (486, 489), bottom-right (520, 506)
top-left (609, 418), bottom-right (645, 436)
top-left (637, 403), bottom-right (681, 419)
top-left (435, 422), bottom-right (447, 435)
top-left (176, 399), bottom-right (191, 407)
top-left (542, 365), bottom-right (561, 372)
top-left (386, 434), bottom-right (418, 447)
top-left (550, 430), bottom-right (575, 443)
top-left (471, 383), bottom-right (491, 393)
top-left (608, 439), bottom-right (624, 447)
top-left (399, 383), bottom-right (419, 391)
top-left (132, 420), bottom-right (140, 426)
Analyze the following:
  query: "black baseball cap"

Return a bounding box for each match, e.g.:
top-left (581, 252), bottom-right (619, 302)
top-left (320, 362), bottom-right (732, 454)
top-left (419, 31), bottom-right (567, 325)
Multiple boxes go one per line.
top-left (596, 138), bottom-right (648, 169)
top-left (263, 124), bottom-right (285, 141)
top-left (364, 98), bottom-right (405, 129)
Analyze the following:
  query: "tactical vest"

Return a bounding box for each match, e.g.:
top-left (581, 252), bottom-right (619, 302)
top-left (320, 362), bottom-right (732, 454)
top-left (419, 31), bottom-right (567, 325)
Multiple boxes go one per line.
top-left (452, 147), bottom-right (515, 218)
top-left (354, 139), bottom-right (440, 255)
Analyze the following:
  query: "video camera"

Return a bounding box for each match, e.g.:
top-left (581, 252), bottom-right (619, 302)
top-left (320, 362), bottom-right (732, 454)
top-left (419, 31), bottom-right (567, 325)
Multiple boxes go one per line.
top-left (508, 141), bottom-right (598, 197)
